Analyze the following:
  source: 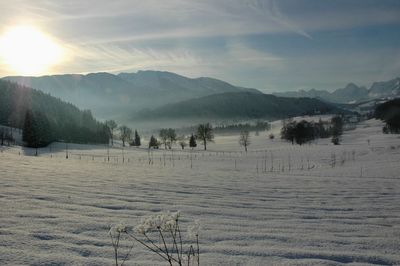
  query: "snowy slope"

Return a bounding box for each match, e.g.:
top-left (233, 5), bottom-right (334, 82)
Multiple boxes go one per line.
top-left (0, 119), bottom-right (399, 265)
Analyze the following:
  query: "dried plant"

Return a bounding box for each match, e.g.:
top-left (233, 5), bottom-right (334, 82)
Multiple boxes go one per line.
top-left (109, 211), bottom-right (200, 266)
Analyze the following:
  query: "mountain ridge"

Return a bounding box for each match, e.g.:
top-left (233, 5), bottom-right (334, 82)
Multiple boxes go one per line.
top-left (136, 91), bottom-right (342, 120)
top-left (2, 70), bottom-right (260, 120)
top-left (3, 71), bottom-right (399, 123)
top-left (274, 77), bottom-right (400, 103)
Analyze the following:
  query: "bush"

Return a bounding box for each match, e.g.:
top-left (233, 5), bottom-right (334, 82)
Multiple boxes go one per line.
top-left (332, 136), bottom-right (340, 145)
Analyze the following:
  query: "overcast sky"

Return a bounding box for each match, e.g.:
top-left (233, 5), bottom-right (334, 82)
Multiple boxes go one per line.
top-left (0, 0), bottom-right (399, 92)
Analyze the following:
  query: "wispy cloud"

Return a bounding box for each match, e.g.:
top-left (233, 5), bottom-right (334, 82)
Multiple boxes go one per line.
top-left (0, 0), bottom-right (399, 91)
top-left (245, 0), bottom-right (312, 39)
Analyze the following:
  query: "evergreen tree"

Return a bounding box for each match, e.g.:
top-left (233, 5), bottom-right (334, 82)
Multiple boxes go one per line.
top-left (331, 116), bottom-right (343, 144)
top-left (189, 134), bottom-right (197, 149)
top-left (294, 120), bottom-right (314, 145)
top-left (0, 128), bottom-right (4, 146)
top-left (22, 110), bottom-right (52, 154)
top-left (281, 120), bottom-right (315, 145)
top-left (331, 116), bottom-right (343, 137)
top-left (280, 120), bottom-right (296, 144)
top-left (375, 99), bottom-right (400, 133)
top-left (22, 110), bottom-right (34, 145)
top-left (130, 130), bottom-right (141, 146)
top-left (148, 135), bottom-right (158, 149)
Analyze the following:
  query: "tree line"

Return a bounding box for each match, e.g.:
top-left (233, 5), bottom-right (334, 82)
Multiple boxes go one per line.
top-left (104, 121), bottom-right (215, 151)
top-left (280, 116), bottom-right (344, 145)
top-left (152, 124), bottom-right (213, 150)
top-left (0, 126), bottom-right (15, 146)
top-left (214, 121), bottom-right (271, 134)
top-left (0, 80), bottom-right (109, 149)
top-left (375, 98), bottom-right (400, 134)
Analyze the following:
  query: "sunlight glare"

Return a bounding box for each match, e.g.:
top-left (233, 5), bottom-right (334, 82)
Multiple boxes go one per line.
top-left (0, 25), bottom-right (64, 75)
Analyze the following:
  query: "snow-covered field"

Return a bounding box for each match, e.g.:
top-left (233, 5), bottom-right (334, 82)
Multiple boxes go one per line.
top-left (1, 119), bottom-right (400, 265)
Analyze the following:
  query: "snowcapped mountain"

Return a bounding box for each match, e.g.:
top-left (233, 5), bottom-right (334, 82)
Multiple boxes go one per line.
top-left (274, 77), bottom-right (400, 104)
top-left (369, 77), bottom-right (400, 98)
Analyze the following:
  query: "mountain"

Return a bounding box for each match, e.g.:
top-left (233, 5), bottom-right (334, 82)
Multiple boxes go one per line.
top-left (274, 77), bottom-right (400, 104)
top-left (136, 92), bottom-right (341, 120)
top-left (0, 80), bottom-right (108, 145)
top-left (329, 83), bottom-right (369, 103)
top-left (369, 77), bottom-right (400, 98)
top-left (2, 71), bottom-right (260, 120)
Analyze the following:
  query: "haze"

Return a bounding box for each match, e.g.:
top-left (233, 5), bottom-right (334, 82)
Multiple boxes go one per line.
top-left (0, 0), bottom-right (399, 92)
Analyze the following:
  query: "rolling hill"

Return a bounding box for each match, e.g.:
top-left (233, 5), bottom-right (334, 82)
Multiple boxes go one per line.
top-left (136, 92), bottom-right (341, 120)
top-left (3, 71), bottom-right (260, 120)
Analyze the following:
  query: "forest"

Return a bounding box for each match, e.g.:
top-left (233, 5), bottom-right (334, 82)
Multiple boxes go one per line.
top-left (0, 80), bottom-right (108, 147)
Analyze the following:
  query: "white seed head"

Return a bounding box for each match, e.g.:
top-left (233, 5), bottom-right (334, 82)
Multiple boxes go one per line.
top-left (109, 223), bottom-right (127, 235)
top-left (188, 219), bottom-right (201, 239)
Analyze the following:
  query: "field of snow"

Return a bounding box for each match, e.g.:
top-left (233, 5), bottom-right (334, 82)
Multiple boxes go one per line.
top-left (1, 119), bottom-right (400, 265)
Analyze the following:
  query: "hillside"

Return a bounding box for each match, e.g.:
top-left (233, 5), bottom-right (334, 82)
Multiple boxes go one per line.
top-left (3, 71), bottom-right (260, 119)
top-left (375, 98), bottom-right (400, 133)
top-left (136, 92), bottom-right (341, 120)
top-left (0, 80), bottom-right (108, 145)
top-left (274, 77), bottom-right (400, 104)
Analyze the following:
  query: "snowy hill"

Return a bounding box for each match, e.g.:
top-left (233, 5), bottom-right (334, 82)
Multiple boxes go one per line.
top-left (1, 118), bottom-right (400, 265)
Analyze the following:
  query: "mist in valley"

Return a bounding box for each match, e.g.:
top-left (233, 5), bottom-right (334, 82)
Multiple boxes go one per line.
top-left (1, 1), bottom-right (400, 265)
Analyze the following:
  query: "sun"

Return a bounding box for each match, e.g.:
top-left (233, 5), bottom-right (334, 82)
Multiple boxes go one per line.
top-left (0, 25), bottom-right (64, 75)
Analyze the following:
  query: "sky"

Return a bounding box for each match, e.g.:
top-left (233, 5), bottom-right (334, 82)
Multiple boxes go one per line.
top-left (0, 0), bottom-right (399, 92)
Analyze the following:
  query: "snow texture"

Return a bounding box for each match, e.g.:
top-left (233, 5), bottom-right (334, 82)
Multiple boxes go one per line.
top-left (0, 119), bottom-right (399, 265)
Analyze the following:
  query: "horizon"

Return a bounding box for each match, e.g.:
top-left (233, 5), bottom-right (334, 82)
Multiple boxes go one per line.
top-left (0, 0), bottom-right (399, 92)
top-left (1, 2), bottom-right (400, 264)
top-left (2, 69), bottom-right (399, 94)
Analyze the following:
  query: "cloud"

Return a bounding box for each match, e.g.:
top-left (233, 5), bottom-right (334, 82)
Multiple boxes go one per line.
top-left (56, 43), bottom-right (204, 75)
top-left (245, 0), bottom-right (312, 39)
top-left (0, 0), bottom-right (315, 45)
top-left (3, 0), bottom-right (397, 44)
top-left (0, 0), bottom-right (399, 91)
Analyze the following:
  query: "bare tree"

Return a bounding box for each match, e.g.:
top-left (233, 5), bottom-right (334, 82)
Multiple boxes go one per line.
top-left (239, 130), bottom-right (251, 152)
top-left (159, 128), bottom-right (176, 149)
top-left (119, 125), bottom-right (132, 147)
top-left (178, 135), bottom-right (187, 150)
top-left (159, 129), bottom-right (169, 149)
top-left (106, 120), bottom-right (118, 146)
top-left (197, 123), bottom-right (214, 150)
top-left (167, 128), bottom-right (177, 149)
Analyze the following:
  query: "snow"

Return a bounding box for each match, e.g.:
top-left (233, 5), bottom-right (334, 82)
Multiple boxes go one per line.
top-left (0, 119), bottom-right (400, 265)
